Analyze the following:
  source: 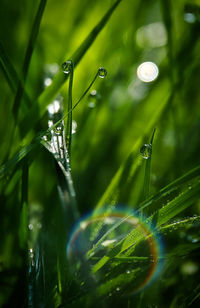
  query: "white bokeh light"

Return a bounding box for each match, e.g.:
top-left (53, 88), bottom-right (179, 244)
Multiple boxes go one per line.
top-left (137, 61), bottom-right (159, 82)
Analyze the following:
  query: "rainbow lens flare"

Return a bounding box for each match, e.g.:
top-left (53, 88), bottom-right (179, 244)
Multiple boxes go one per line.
top-left (67, 208), bottom-right (164, 296)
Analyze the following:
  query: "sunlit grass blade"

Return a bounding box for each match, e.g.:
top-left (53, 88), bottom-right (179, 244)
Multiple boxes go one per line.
top-left (18, 0), bottom-right (122, 138)
top-left (139, 164), bottom-right (200, 214)
top-left (121, 182), bottom-right (200, 255)
top-left (0, 138), bottom-right (40, 179)
top-left (91, 171), bottom-right (200, 273)
top-left (96, 82), bottom-right (170, 209)
top-left (65, 60), bottom-right (74, 158)
top-left (141, 128), bottom-right (156, 201)
top-left (12, 0), bottom-right (47, 118)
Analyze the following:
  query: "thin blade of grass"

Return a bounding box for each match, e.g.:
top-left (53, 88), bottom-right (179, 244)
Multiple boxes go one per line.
top-left (12, 0), bottom-right (47, 118)
top-left (65, 61), bottom-right (74, 158)
top-left (141, 129), bottom-right (156, 202)
top-left (96, 82), bottom-right (170, 209)
top-left (91, 173), bottom-right (200, 273)
top-left (0, 41), bottom-right (33, 112)
top-left (0, 138), bottom-right (40, 180)
top-left (18, 0), bottom-right (122, 137)
top-left (0, 41), bottom-right (22, 92)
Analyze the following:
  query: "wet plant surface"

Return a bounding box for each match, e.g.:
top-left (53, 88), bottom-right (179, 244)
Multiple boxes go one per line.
top-left (0, 0), bottom-right (200, 307)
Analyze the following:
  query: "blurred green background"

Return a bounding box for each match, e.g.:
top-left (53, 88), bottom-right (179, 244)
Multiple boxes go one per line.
top-left (0, 0), bottom-right (200, 307)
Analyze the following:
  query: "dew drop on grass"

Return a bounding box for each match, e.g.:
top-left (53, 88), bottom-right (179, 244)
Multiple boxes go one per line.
top-left (72, 120), bottom-right (77, 134)
top-left (62, 61), bottom-right (72, 74)
top-left (54, 125), bottom-right (63, 135)
top-left (140, 144), bottom-right (152, 159)
top-left (98, 67), bottom-right (107, 78)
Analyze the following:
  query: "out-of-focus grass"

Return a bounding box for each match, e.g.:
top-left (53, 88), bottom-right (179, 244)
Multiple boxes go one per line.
top-left (0, 0), bottom-right (200, 307)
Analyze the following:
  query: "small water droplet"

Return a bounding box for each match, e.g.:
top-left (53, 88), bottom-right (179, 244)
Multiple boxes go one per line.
top-left (98, 67), bottom-right (107, 78)
top-left (90, 89), bottom-right (97, 97)
top-left (42, 132), bottom-right (51, 142)
top-left (184, 4), bottom-right (200, 24)
top-left (28, 224), bottom-right (33, 230)
top-left (140, 143), bottom-right (152, 159)
top-left (54, 124), bottom-right (63, 135)
top-left (72, 120), bottom-right (77, 134)
top-left (62, 61), bottom-right (72, 74)
top-left (116, 287), bottom-right (120, 291)
top-left (88, 102), bottom-right (96, 108)
top-left (126, 270), bottom-right (130, 274)
top-left (44, 77), bottom-right (52, 87)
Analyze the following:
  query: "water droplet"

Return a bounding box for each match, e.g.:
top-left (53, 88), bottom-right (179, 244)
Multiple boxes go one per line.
top-left (72, 120), bottom-right (77, 134)
top-left (140, 144), bottom-right (152, 159)
top-left (42, 131), bottom-right (51, 142)
top-left (28, 224), bottom-right (33, 230)
top-left (126, 270), bottom-right (131, 274)
top-left (98, 67), bottom-right (107, 78)
top-left (62, 61), bottom-right (72, 74)
top-left (44, 77), bottom-right (52, 87)
top-left (54, 124), bottom-right (63, 135)
top-left (88, 102), bottom-right (96, 108)
top-left (116, 287), bottom-right (120, 291)
top-left (181, 261), bottom-right (199, 275)
top-left (184, 4), bottom-right (200, 23)
top-left (90, 89), bottom-right (97, 97)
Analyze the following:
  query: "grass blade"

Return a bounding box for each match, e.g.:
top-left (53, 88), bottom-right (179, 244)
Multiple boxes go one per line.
top-left (12, 0), bottom-right (47, 118)
top-left (91, 171), bottom-right (200, 273)
top-left (96, 82), bottom-right (170, 209)
top-left (141, 129), bottom-right (156, 201)
top-left (65, 61), bottom-right (74, 158)
top-left (18, 0), bottom-right (122, 137)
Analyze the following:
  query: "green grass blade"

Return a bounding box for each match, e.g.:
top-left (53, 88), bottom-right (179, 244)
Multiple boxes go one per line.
top-left (121, 182), bottom-right (200, 254)
top-left (0, 138), bottom-right (40, 180)
top-left (65, 61), bottom-right (74, 158)
top-left (12, 0), bottom-right (47, 118)
top-left (91, 171), bottom-right (200, 273)
top-left (140, 164), bottom-right (200, 214)
top-left (96, 82), bottom-right (170, 209)
top-left (18, 160), bottom-right (29, 249)
top-left (18, 0), bottom-right (122, 137)
top-left (0, 41), bottom-right (33, 113)
top-left (141, 129), bottom-right (156, 201)
top-left (0, 41), bottom-right (21, 92)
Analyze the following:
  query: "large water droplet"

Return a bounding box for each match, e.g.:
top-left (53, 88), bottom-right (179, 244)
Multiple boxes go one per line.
top-left (140, 144), bottom-right (152, 159)
top-left (62, 61), bottom-right (72, 74)
top-left (98, 67), bottom-right (107, 78)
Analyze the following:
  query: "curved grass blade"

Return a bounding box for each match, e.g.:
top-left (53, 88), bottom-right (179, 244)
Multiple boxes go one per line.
top-left (12, 0), bottom-right (47, 118)
top-left (0, 71), bottom-right (103, 180)
top-left (19, 0), bottom-right (122, 137)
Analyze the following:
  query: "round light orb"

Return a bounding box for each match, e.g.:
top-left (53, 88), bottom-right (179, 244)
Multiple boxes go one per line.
top-left (137, 61), bottom-right (159, 83)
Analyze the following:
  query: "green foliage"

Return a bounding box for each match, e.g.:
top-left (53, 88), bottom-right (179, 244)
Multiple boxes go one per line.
top-left (0, 0), bottom-right (200, 307)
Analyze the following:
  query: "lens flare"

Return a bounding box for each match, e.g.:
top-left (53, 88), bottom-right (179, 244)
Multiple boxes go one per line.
top-left (67, 208), bottom-right (164, 296)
